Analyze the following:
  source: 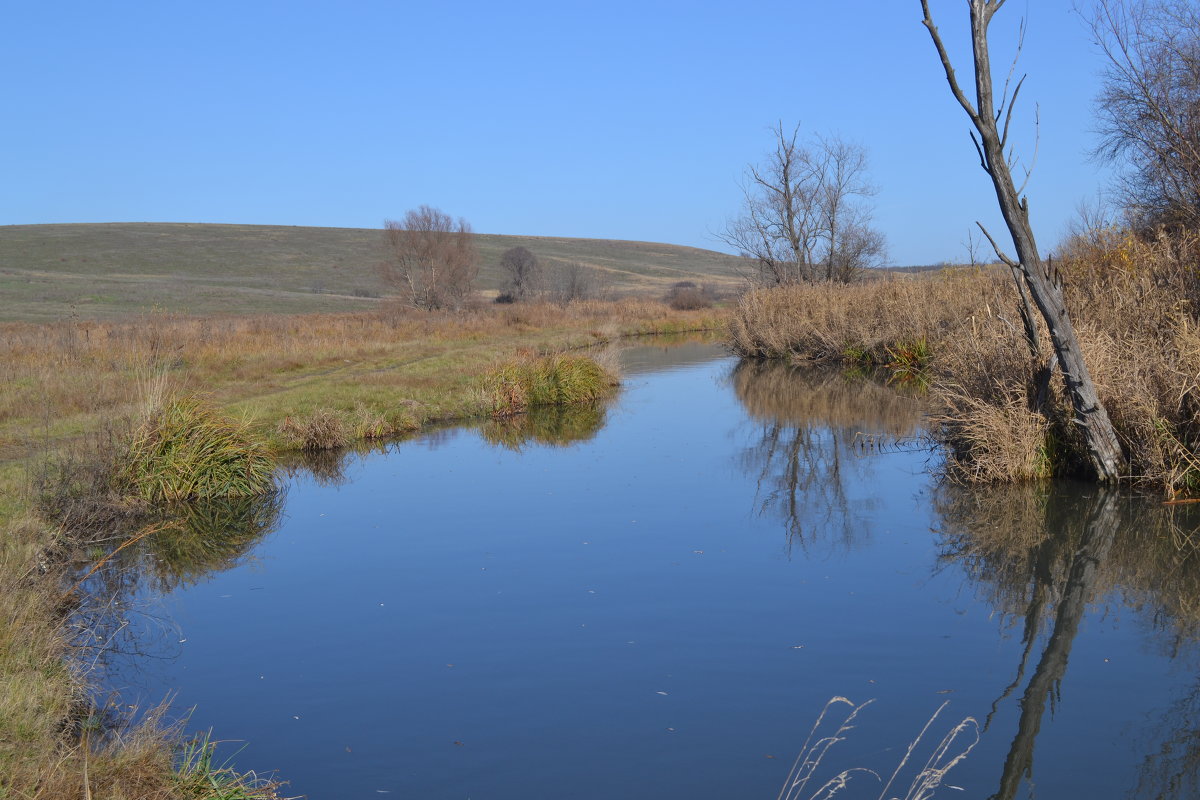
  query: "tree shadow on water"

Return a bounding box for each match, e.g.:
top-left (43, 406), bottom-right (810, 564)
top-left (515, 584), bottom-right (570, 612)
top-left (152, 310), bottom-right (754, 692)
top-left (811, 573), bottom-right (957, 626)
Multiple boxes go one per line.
top-left (934, 484), bottom-right (1200, 799)
top-left (730, 359), bottom-right (927, 553)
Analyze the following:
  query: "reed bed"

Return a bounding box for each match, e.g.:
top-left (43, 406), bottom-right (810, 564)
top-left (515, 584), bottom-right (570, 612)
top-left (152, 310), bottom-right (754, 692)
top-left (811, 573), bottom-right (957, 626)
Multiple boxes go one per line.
top-left (729, 231), bottom-right (1200, 493)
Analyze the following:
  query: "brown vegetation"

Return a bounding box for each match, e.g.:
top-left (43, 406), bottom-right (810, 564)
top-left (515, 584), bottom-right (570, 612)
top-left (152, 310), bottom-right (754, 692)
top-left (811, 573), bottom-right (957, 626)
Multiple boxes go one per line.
top-left (729, 229), bottom-right (1200, 493)
top-left (381, 206), bottom-right (480, 310)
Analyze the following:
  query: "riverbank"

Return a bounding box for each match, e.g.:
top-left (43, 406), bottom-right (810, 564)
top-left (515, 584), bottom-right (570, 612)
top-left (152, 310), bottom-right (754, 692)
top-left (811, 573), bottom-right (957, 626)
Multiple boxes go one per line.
top-left (0, 299), bottom-right (725, 798)
top-left (729, 229), bottom-right (1200, 494)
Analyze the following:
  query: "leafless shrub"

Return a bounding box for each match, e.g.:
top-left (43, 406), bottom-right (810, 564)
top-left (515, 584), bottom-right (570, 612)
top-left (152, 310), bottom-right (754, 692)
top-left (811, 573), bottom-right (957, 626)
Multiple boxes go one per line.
top-left (549, 260), bottom-right (599, 304)
top-left (663, 280), bottom-right (716, 310)
top-left (380, 206), bottom-right (479, 310)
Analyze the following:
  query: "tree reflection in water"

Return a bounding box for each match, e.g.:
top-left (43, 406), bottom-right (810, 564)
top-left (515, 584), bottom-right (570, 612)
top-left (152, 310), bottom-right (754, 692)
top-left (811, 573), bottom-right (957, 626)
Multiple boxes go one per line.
top-left (732, 356), bottom-right (1200, 798)
top-left (730, 359), bottom-right (926, 551)
top-left (935, 485), bottom-right (1200, 800)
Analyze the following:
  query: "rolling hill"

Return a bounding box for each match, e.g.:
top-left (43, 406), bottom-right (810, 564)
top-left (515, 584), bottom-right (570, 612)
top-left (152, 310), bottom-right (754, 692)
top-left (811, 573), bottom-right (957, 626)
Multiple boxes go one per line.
top-left (0, 223), bottom-right (747, 322)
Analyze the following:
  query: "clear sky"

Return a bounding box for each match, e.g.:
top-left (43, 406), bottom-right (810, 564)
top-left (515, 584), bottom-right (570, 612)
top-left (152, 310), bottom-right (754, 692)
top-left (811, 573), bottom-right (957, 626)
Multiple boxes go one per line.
top-left (1, 1), bottom-right (1115, 266)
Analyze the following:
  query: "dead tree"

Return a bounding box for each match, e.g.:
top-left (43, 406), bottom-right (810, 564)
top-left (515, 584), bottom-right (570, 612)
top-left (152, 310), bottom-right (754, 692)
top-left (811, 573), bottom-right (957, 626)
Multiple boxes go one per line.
top-left (920, 0), bottom-right (1126, 482)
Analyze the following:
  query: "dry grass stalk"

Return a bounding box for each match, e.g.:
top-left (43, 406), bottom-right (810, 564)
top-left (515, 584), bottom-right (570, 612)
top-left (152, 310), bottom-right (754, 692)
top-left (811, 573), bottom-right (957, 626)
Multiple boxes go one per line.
top-left (778, 697), bottom-right (978, 800)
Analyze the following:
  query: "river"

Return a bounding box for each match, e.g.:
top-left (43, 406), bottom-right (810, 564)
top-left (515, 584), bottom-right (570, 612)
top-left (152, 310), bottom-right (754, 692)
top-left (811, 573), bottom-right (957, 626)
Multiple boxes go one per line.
top-left (82, 341), bottom-right (1200, 799)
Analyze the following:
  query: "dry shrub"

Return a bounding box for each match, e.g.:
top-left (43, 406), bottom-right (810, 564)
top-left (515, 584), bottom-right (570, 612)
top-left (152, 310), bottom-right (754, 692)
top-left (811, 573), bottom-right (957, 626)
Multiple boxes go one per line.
top-left (663, 281), bottom-right (716, 311)
top-left (277, 408), bottom-right (350, 452)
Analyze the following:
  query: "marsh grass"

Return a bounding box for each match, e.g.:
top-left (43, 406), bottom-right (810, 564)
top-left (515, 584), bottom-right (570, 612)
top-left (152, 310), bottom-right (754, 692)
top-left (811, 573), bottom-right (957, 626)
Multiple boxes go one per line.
top-left (173, 729), bottom-right (282, 800)
top-left (120, 396), bottom-right (275, 501)
top-left (730, 232), bottom-right (1200, 492)
top-left (482, 352), bottom-right (620, 415)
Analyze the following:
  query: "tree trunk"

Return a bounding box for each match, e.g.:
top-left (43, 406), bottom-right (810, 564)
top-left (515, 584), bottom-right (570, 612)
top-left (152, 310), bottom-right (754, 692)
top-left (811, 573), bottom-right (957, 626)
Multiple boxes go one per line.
top-left (921, 0), bottom-right (1126, 481)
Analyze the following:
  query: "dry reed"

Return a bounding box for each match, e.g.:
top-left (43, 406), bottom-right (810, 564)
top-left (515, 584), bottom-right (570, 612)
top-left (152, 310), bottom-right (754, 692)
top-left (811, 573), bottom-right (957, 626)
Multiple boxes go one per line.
top-left (728, 230), bottom-right (1200, 493)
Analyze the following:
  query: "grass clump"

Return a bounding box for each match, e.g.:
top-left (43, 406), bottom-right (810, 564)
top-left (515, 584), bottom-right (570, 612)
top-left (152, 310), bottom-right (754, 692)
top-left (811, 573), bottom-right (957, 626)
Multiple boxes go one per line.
top-left (120, 395), bottom-right (275, 501)
top-left (173, 729), bottom-right (282, 799)
top-left (483, 352), bottom-right (619, 415)
top-left (277, 408), bottom-right (351, 452)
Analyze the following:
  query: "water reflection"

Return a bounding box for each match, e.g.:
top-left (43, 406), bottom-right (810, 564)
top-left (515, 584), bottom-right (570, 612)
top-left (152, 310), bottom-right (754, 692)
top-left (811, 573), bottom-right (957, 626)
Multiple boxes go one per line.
top-left (479, 403), bottom-right (608, 451)
top-left (934, 484), bottom-right (1200, 799)
top-left (731, 357), bottom-right (1200, 799)
top-left (69, 492), bottom-right (284, 679)
top-left (731, 359), bottom-right (925, 549)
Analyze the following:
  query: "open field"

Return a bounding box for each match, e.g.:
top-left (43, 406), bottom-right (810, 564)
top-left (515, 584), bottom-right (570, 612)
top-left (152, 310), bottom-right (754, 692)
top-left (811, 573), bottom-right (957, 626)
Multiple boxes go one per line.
top-left (0, 223), bottom-right (748, 321)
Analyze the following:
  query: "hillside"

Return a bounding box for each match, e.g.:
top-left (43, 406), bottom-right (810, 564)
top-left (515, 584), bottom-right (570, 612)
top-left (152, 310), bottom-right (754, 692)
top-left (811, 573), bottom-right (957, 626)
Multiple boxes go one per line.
top-left (0, 223), bottom-right (746, 322)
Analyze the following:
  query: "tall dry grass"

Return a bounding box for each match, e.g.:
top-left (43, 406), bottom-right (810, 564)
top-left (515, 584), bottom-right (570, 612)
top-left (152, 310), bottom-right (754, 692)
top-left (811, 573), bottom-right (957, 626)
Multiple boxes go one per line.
top-left (778, 696), bottom-right (977, 800)
top-left (0, 299), bottom-right (721, 459)
top-left (729, 233), bottom-right (1200, 493)
top-left (728, 270), bottom-right (999, 364)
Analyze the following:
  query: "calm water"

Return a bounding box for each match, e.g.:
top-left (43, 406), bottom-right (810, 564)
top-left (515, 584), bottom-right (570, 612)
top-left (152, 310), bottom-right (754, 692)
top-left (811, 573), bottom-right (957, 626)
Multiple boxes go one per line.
top-left (85, 342), bottom-right (1200, 799)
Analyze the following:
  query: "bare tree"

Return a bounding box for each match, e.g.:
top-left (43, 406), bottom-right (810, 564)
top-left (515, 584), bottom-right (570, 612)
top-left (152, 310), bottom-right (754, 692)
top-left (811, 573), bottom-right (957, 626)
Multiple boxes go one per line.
top-left (920, 0), bottom-right (1125, 482)
top-left (498, 246), bottom-right (542, 302)
top-left (721, 123), bottom-right (885, 286)
top-left (380, 206), bottom-right (479, 310)
top-left (550, 261), bottom-right (597, 304)
top-left (963, 227), bottom-right (983, 267)
top-left (1086, 0), bottom-right (1200, 232)
top-left (816, 136), bottom-right (888, 281)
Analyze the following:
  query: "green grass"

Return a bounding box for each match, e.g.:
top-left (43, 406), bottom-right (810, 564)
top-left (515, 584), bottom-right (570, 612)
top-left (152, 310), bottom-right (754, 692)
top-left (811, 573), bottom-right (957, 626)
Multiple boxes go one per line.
top-left (119, 396), bottom-right (276, 500)
top-left (483, 353), bottom-right (620, 415)
top-left (0, 222), bottom-right (748, 321)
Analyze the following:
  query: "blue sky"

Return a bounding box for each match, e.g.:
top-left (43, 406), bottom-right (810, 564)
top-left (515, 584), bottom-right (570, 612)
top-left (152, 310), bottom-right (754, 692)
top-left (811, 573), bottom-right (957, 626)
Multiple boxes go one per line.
top-left (2, 1), bottom-right (1113, 265)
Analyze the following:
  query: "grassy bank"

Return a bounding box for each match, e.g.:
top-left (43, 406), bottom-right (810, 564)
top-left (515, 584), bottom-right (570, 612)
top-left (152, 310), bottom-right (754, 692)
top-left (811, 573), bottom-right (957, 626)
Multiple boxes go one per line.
top-left (729, 230), bottom-right (1200, 494)
top-left (0, 298), bottom-right (725, 798)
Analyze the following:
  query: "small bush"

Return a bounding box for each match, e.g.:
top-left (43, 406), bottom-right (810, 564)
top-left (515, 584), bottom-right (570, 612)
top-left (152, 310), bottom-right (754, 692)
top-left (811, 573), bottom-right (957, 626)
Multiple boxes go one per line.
top-left (664, 281), bottom-right (715, 310)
